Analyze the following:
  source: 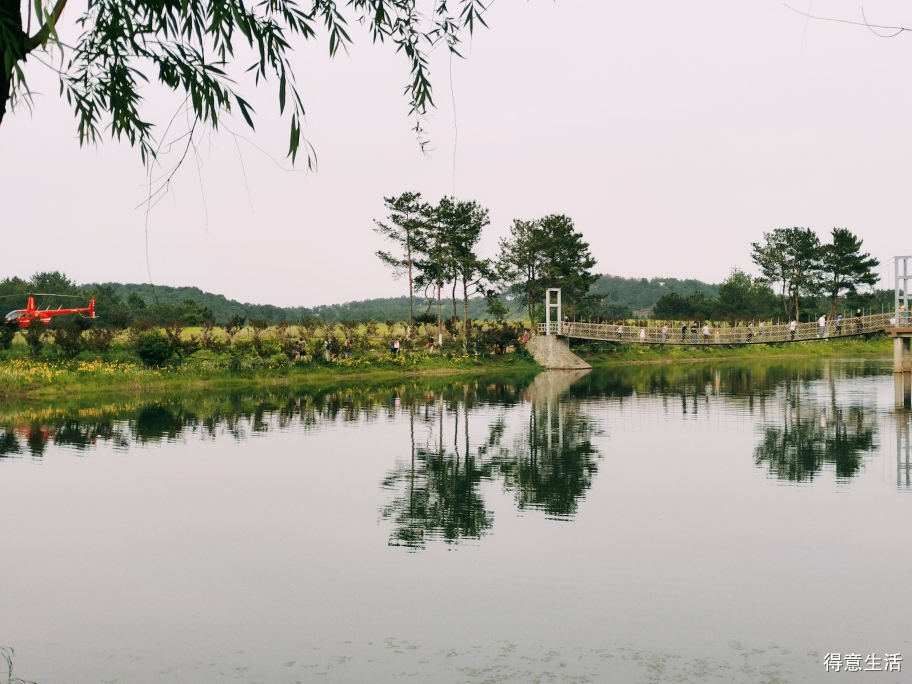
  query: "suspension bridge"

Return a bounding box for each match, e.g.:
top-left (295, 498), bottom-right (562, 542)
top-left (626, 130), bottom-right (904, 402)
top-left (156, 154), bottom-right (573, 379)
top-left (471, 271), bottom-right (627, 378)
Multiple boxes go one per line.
top-left (530, 255), bottom-right (912, 373)
top-left (538, 312), bottom-right (893, 346)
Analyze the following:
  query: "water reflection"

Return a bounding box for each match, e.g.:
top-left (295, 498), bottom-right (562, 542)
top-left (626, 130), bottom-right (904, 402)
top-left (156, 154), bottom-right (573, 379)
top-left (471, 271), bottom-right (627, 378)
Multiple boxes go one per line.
top-left (754, 405), bottom-right (876, 481)
top-left (381, 410), bottom-right (493, 548)
top-left (380, 373), bottom-right (603, 548)
top-left (485, 372), bottom-right (601, 517)
top-left (0, 360), bottom-right (908, 550)
top-left (751, 373), bottom-right (879, 481)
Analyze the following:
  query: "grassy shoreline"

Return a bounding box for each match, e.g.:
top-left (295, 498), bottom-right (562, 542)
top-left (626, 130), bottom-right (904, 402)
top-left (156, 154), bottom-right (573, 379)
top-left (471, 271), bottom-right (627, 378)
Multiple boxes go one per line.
top-left (573, 335), bottom-right (892, 366)
top-left (0, 335), bottom-right (892, 399)
top-left (0, 352), bottom-right (540, 399)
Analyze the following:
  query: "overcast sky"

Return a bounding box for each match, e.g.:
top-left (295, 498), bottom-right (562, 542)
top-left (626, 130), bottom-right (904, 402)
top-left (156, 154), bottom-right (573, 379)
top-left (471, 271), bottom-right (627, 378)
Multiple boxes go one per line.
top-left (2, 0), bottom-right (911, 307)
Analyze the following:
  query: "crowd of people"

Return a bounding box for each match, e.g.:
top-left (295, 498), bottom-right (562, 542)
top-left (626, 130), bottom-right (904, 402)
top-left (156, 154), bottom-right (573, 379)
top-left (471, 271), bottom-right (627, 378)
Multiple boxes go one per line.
top-left (601, 308), bottom-right (875, 345)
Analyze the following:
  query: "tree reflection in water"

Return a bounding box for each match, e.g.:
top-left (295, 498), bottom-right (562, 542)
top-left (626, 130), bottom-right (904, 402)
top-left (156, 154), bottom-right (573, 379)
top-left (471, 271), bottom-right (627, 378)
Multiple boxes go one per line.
top-left (0, 360), bottom-right (901, 548)
top-left (380, 407), bottom-right (493, 549)
top-left (753, 371), bottom-right (878, 481)
top-left (486, 404), bottom-right (600, 517)
top-left (380, 372), bottom-right (602, 548)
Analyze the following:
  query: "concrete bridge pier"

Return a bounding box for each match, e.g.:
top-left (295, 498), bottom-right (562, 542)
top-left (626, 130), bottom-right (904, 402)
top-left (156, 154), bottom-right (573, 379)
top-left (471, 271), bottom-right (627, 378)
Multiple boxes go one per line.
top-left (888, 329), bottom-right (912, 373)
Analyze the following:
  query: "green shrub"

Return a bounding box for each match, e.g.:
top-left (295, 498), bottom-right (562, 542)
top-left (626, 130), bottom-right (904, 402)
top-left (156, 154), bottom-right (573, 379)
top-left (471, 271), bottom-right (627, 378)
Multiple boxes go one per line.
top-left (0, 322), bottom-right (16, 350)
top-left (24, 323), bottom-right (46, 358)
top-left (267, 353), bottom-right (289, 367)
top-left (134, 330), bottom-right (175, 366)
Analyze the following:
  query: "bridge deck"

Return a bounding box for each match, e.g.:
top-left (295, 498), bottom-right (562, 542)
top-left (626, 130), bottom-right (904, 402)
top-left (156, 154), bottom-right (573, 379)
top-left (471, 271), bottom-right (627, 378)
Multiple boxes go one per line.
top-left (539, 313), bottom-right (894, 345)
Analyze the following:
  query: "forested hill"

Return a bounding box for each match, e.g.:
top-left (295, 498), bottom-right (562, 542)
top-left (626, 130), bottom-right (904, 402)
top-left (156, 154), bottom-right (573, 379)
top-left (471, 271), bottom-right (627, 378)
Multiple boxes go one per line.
top-left (591, 275), bottom-right (718, 313)
top-left (83, 276), bottom-right (719, 323)
top-left (86, 283), bottom-right (495, 323)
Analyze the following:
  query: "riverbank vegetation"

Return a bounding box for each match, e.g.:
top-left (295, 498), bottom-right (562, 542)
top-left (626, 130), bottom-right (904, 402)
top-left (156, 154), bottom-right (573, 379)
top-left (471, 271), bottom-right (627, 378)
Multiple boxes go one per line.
top-left (572, 334), bottom-right (891, 366)
top-left (0, 220), bottom-right (893, 398)
top-left (0, 314), bottom-right (538, 398)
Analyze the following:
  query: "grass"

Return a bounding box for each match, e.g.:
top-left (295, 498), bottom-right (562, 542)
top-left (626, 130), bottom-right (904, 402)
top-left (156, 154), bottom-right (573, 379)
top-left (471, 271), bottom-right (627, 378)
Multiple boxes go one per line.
top-left (0, 344), bottom-right (539, 399)
top-left (571, 334), bottom-right (892, 366)
top-left (0, 331), bottom-right (894, 399)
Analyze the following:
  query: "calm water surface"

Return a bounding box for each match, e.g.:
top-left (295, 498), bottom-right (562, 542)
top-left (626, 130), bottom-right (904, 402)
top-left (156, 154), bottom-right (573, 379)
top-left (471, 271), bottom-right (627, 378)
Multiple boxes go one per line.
top-left (0, 359), bottom-right (909, 683)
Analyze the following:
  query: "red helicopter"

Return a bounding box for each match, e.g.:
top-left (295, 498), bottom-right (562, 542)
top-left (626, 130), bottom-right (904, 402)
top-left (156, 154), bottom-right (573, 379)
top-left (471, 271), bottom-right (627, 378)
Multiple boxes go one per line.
top-left (4, 296), bottom-right (96, 328)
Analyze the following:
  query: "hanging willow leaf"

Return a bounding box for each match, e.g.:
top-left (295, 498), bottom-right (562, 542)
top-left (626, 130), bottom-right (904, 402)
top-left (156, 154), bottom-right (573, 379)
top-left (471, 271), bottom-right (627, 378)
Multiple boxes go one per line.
top-left (1, 0), bottom-right (494, 169)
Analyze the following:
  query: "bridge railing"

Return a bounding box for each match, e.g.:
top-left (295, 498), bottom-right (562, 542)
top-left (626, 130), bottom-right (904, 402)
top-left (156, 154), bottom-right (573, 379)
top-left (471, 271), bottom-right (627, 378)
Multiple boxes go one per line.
top-left (538, 313), bottom-right (894, 345)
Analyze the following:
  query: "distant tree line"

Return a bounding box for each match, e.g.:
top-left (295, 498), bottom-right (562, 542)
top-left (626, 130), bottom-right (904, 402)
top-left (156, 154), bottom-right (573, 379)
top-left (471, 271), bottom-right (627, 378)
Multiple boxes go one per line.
top-left (0, 275), bottom-right (501, 329)
top-left (650, 227), bottom-right (881, 323)
top-left (0, 226), bottom-right (885, 338)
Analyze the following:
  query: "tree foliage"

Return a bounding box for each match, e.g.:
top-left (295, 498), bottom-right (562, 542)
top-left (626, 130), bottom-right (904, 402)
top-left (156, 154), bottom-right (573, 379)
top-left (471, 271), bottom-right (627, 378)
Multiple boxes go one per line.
top-left (2, 0), bottom-right (493, 164)
top-left (818, 228), bottom-right (878, 319)
top-left (715, 269), bottom-right (780, 321)
top-left (438, 197), bottom-right (490, 348)
top-left (751, 227), bottom-right (879, 321)
top-left (374, 191), bottom-right (427, 328)
top-left (751, 227), bottom-right (822, 320)
top-left (652, 270), bottom-right (779, 322)
top-left (497, 214), bottom-right (598, 322)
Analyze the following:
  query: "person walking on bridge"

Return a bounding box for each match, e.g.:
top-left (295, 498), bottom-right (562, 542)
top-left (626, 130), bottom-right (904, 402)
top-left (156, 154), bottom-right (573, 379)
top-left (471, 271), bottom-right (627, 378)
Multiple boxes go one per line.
top-left (681, 323), bottom-right (687, 341)
top-left (790, 319), bottom-right (797, 341)
top-left (661, 324), bottom-right (668, 342)
top-left (616, 324), bottom-right (624, 340)
top-left (759, 320), bottom-right (766, 339)
top-left (701, 323), bottom-right (710, 343)
top-left (639, 328), bottom-right (646, 342)
top-left (817, 314), bottom-right (827, 339)
top-left (835, 315), bottom-right (842, 335)
top-left (690, 322), bottom-right (698, 343)
top-left (855, 309), bottom-right (862, 333)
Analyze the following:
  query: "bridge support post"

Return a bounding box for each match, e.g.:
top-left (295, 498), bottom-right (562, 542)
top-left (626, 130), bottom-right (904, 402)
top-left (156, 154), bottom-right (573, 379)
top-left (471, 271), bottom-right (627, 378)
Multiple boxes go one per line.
top-left (889, 256), bottom-right (912, 374)
top-left (893, 336), bottom-right (912, 373)
top-left (545, 288), bottom-right (561, 336)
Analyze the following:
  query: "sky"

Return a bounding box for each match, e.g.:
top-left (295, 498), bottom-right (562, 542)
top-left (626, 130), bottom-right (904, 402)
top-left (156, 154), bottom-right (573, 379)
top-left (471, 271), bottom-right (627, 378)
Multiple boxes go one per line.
top-left (2, 0), bottom-right (912, 307)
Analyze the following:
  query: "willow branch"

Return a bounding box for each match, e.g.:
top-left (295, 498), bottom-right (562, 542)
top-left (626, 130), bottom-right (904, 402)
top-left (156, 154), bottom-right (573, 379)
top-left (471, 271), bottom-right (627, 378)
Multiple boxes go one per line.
top-left (783, 4), bottom-right (911, 37)
top-left (23, 0), bottom-right (69, 53)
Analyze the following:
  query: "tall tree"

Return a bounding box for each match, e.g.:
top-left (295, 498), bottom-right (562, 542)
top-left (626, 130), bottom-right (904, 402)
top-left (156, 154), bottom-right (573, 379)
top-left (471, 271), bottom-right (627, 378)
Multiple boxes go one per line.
top-left (751, 227), bottom-right (822, 320)
top-left (498, 214), bottom-right (597, 323)
top-left (2, 0), bottom-right (493, 166)
top-left (446, 199), bottom-right (490, 351)
top-left (497, 219), bottom-right (540, 323)
top-left (818, 228), bottom-right (879, 319)
top-left (374, 192), bottom-right (427, 333)
top-left (413, 199), bottom-right (454, 346)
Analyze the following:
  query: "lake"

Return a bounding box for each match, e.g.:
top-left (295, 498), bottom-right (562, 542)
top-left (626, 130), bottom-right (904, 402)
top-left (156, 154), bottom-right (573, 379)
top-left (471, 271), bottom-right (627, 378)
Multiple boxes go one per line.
top-left (0, 359), bottom-right (909, 683)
